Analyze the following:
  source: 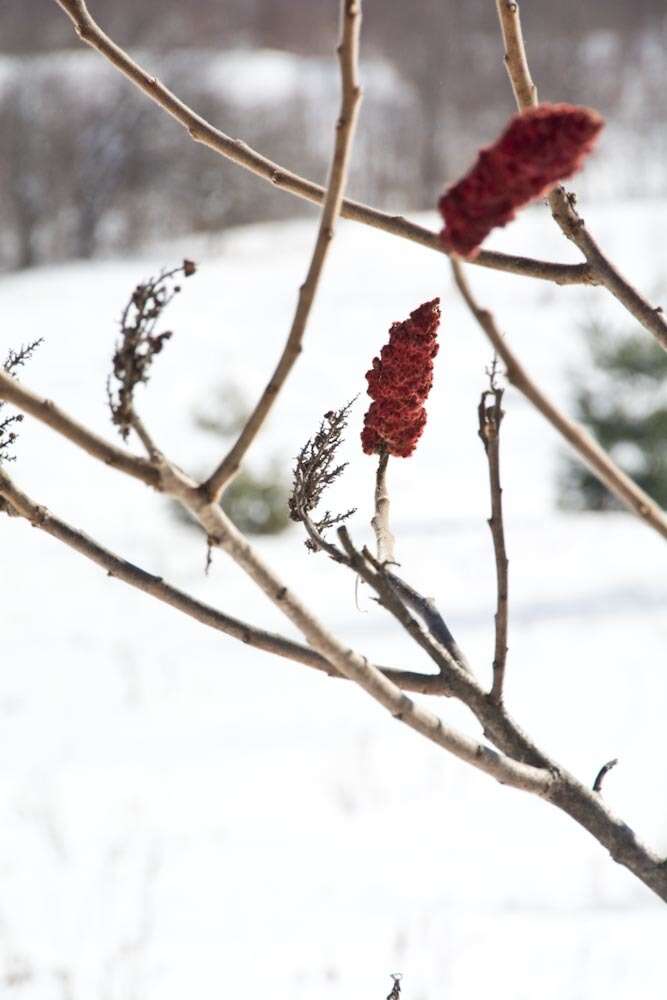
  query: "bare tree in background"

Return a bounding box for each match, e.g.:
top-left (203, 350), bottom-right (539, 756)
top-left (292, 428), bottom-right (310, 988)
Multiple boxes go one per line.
top-left (2, 1), bottom-right (667, 966)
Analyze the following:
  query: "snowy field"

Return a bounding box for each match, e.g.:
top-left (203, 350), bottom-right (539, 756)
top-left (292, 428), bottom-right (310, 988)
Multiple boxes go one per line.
top-left (2, 199), bottom-right (667, 999)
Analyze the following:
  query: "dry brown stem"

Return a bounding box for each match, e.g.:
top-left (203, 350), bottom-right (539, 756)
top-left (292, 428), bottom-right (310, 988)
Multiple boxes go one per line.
top-left (0, 0), bottom-right (660, 909)
top-left (0, 368), bottom-right (158, 489)
top-left (478, 383), bottom-right (509, 702)
top-left (495, 0), bottom-right (667, 351)
top-left (51, 0), bottom-right (593, 289)
top-left (4, 376), bottom-right (667, 899)
top-left (0, 466), bottom-right (446, 696)
top-left (452, 257), bottom-right (667, 542)
top-left (201, 0), bottom-right (363, 500)
top-left (161, 460), bottom-right (554, 795)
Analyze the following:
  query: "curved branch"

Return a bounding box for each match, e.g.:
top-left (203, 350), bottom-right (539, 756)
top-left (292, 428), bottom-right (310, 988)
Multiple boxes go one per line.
top-left (4, 366), bottom-right (665, 899)
top-left (51, 0), bottom-right (593, 289)
top-left (163, 461), bottom-right (553, 795)
top-left (201, 0), bottom-right (363, 501)
top-left (0, 467), bottom-right (446, 696)
top-left (161, 463), bottom-right (667, 901)
top-left (452, 257), bottom-right (667, 542)
top-left (494, 0), bottom-right (667, 350)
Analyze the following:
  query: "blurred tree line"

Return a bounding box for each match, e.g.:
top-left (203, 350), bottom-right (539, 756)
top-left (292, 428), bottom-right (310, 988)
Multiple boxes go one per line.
top-left (1, 0), bottom-right (666, 270)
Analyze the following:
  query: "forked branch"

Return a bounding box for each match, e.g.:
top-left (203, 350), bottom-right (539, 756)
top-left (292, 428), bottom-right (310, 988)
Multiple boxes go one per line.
top-left (0, 0), bottom-right (662, 910)
top-left (494, 0), bottom-right (667, 351)
top-left (452, 256), bottom-right (667, 542)
top-left (0, 467), bottom-right (446, 696)
top-left (51, 0), bottom-right (593, 289)
top-left (0, 368), bottom-right (159, 488)
top-left (200, 0), bottom-right (363, 501)
top-left (4, 366), bottom-right (667, 900)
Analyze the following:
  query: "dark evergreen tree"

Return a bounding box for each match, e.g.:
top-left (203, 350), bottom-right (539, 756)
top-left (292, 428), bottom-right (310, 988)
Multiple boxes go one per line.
top-left (559, 320), bottom-right (667, 510)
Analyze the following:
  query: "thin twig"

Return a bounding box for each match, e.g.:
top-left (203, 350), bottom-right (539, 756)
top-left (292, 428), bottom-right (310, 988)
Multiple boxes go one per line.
top-left (478, 382), bottom-right (509, 703)
top-left (495, 0), bottom-right (538, 109)
top-left (593, 758), bottom-right (619, 794)
top-left (130, 413), bottom-right (161, 460)
top-left (4, 384), bottom-right (667, 899)
top-left (200, 0), bottom-right (363, 501)
top-left (161, 461), bottom-right (554, 795)
top-left (293, 487), bottom-right (474, 681)
top-left (371, 451), bottom-right (395, 564)
top-left (0, 467), bottom-right (446, 696)
top-left (340, 530), bottom-right (473, 686)
top-left (451, 257), bottom-right (667, 541)
top-left (382, 568), bottom-right (474, 676)
top-left (51, 0), bottom-right (594, 289)
top-left (357, 543), bottom-right (474, 676)
top-left (494, 0), bottom-right (667, 351)
top-left (165, 469), bottom-right (667, 903)
top-left (0, 368), bottom-right (159, 489)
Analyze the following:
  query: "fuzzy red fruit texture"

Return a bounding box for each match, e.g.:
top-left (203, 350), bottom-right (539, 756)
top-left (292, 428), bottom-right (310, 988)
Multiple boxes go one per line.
top-left (438, 103), bottom-right (604, 259)
top-left (361, 298), bottom-right (440, 458)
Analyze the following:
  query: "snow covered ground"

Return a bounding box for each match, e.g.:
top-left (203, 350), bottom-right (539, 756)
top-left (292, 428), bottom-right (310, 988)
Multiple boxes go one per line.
top-left (1, 200), bottom-right (667, 999)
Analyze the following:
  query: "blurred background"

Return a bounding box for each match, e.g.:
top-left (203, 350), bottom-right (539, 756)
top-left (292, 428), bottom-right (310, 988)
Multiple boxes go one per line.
top-left (2, 0), bottom-right (667, 270)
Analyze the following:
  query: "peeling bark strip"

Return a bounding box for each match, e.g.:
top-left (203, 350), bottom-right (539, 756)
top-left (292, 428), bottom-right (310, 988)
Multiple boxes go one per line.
top-left (439, 104), bottom-right (603, 258)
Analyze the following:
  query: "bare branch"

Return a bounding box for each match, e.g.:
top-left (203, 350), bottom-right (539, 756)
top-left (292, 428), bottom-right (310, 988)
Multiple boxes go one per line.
top-left (161, 464), bottom-right (554, 795)
top-left (50, 1), bottom-right (593, 289)
top-left (494, 0), bottom-right (667, 351)
top-left (350, 534), bottom-right (474, 676)
top-left (451, 256), bottom-right (667, 542)
top-left (199, 0), bottom-right (363, 501)
top-left (386, 974), bottom-right (403, 1000)
top-left (495, 0), bottom-right (538, 109)
top-left (338, 528), bottom-right (477, 686)
top-left (371, 452), bottom-right (395, 564)
top-left (4, 372), bottom-right (666, 898)
top-left (161, 467), bottom-right (667, 902)
top-left (478, 380), bottom-right (509, 703)
top-left (6, 10), bottom-right (667, 897)
top-left (0, 369), bottom-right (159, 489)
top-left (0, 466), bottom-right (446, 696)
top-left (130, 412), bottom-right (162, 461)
